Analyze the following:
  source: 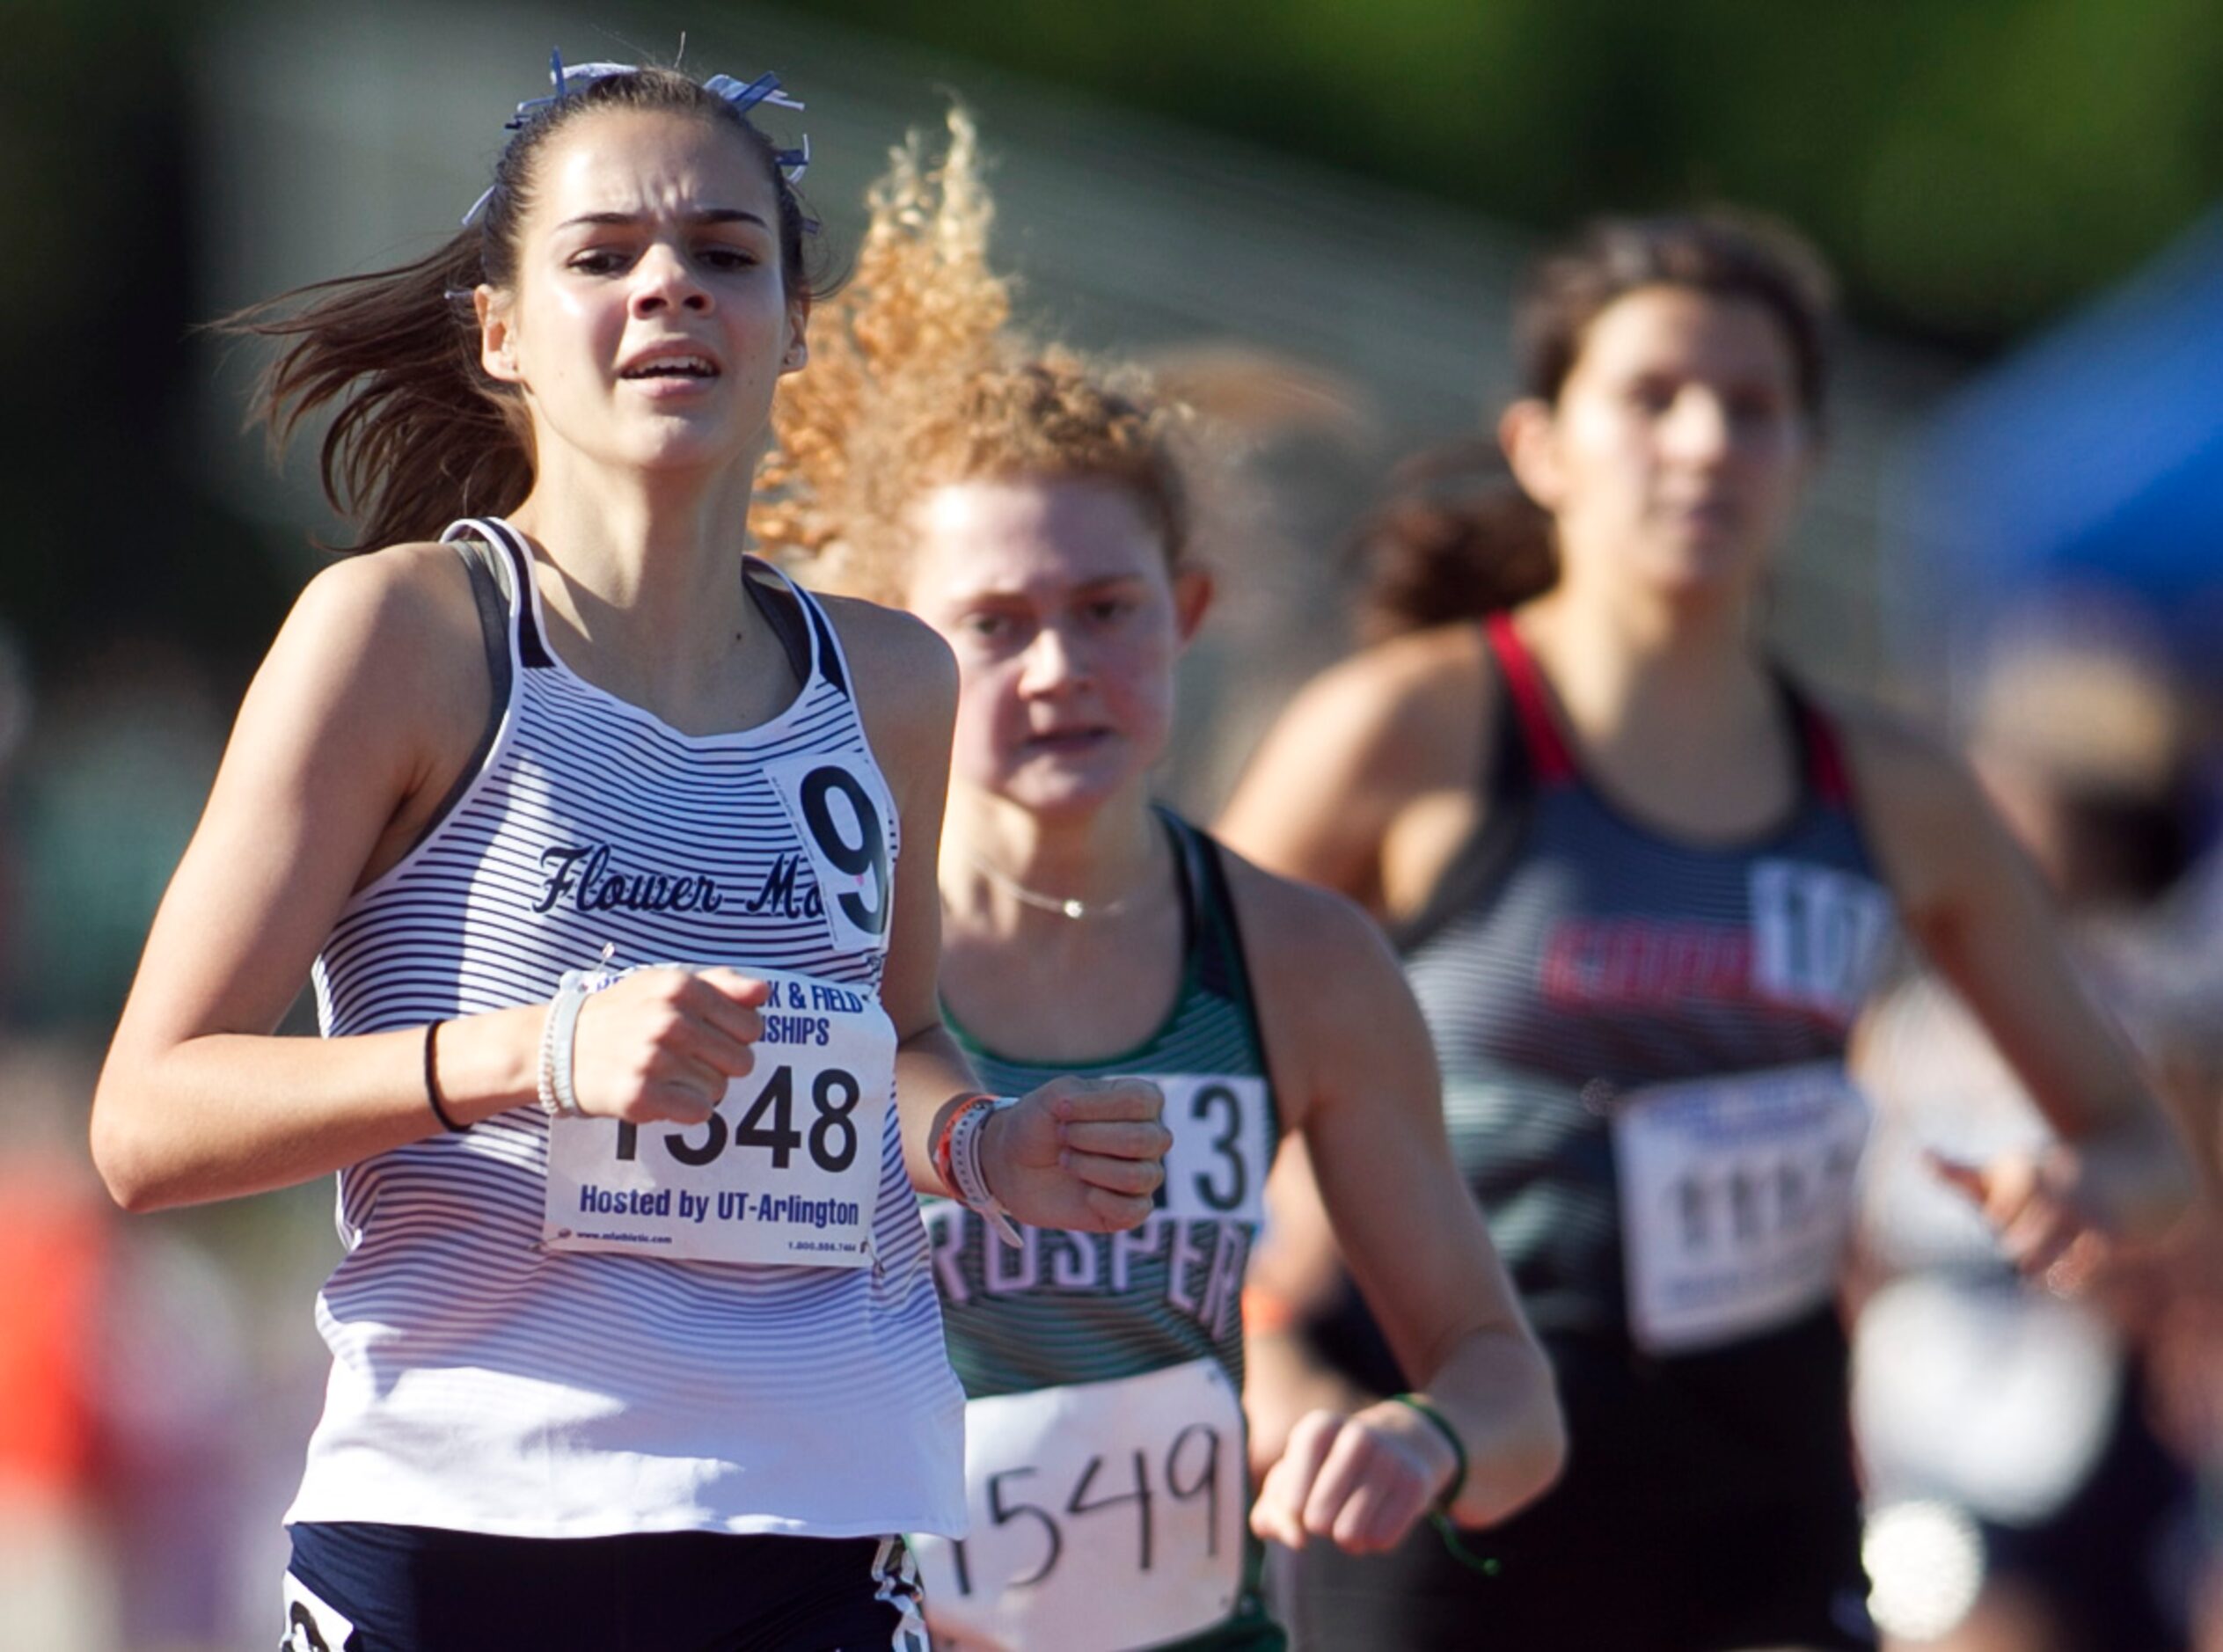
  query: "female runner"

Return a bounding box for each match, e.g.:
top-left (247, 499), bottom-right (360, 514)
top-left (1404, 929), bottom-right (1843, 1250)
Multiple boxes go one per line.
top-left (1218, 212), bottom-right (2195, 1650)
top-left (89, 60), bottom-right (1169, 1652)
top-left (758, 114), bottom-right (1565, 1651)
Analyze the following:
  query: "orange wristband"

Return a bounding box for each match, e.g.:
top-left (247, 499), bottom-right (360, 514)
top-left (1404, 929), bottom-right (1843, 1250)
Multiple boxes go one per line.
top-left (932, 1093), bottom-right (996, 1198)
top-left (1241, 1285), bottom-right (1300, 1335)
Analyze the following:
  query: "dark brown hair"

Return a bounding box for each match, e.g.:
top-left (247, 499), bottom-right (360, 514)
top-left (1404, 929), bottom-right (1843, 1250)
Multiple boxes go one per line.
top-left (1515, 209), bottom-right (1836, 417)
top-left (1361, 209), bottom-right (1837, 637)
top-left (225, 66), bottom-right (823, 552)
top-left (1350, 441), bottom-right (1554, 641)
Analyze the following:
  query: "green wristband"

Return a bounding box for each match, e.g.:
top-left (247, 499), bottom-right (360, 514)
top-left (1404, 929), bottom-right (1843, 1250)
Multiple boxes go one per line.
top-left (1390, 1392), bottom-right (1467, 1514)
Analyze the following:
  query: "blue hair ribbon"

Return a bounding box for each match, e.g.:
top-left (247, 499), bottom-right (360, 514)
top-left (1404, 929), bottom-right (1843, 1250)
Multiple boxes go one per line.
top-left (464, 49), bottom-right (811, 226)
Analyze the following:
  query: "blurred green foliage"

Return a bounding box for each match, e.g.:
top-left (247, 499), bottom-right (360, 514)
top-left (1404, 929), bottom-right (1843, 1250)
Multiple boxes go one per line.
top-left (802, 0), bottom-right (2223, 348)
top-left (0, 4), bottom-right (292, 685)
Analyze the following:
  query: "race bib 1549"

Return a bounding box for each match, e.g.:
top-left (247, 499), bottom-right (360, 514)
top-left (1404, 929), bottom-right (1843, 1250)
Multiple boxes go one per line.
top-left (912, 1359), bottom-right (1247, 1652)
top-left (544, 970), bottom-right (894, 1268)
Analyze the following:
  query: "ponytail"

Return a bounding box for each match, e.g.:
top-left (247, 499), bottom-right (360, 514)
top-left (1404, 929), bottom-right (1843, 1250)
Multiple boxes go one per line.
top-left (225, 233), bottom-right (526, 551)
top-left (1351, 441), bottom-right (1556, 641)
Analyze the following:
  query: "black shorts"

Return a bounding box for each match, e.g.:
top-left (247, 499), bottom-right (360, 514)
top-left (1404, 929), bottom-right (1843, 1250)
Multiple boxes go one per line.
top-left (1977, 1356), bottom-right (2197, 1652)
top-left (282, 1523), bottom-right (927, 1652)
top-left (1273, 1487), bottom-right (1873, 1652)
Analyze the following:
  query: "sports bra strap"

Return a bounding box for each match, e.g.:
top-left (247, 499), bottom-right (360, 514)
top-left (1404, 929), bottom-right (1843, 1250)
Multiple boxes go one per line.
top-left (741, 560), bottom-right (817, 691)
top-left (1482, 612), bottom-right (1577, 786)
top-left (445, 516), bottom-right (552, 667)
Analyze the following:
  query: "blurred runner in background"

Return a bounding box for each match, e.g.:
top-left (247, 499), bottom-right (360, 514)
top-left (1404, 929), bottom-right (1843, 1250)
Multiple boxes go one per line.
top-left (760, 110), bottom-right (1565, 1652)
top-left (1220, 211), bottom-right (2195, 1651)
top-left (1854, 623), bottom-right (2223, 1651)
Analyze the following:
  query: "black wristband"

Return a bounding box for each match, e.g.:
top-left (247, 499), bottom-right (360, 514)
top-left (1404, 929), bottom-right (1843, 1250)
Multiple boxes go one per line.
top-left (424, 1021), bottom-right (470, 1134)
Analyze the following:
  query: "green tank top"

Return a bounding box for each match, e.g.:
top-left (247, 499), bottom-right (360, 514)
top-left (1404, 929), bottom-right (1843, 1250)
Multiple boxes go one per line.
top-left (925, 810), bottom-right (1286, 1652)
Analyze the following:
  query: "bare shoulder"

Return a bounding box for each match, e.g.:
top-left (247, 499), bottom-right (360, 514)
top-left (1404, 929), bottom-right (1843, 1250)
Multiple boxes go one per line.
top-left (815, 591), bottom-right (958, 770)
top-left (1827, 693), bottom-right (1989, 834)
top-left (1224, 623), bottom-right (1495, 901)
top-left (1825, 692), bottom-right (2001, 915)
top-left (816, 588), bottom-right (954, 669)
top-left (1219, 843), bottom-right (1402, 982)
top-left (1283, 624), bottom-right (1494, 772)
top-left (267, 543), bottom-right (486, 722)
top-left (1217, 840), bottom-right (1422, 1110)
top-left (1214, 835), bottom-right (1434, 1132)
top-left (285, 541), bottom-right (482, 668)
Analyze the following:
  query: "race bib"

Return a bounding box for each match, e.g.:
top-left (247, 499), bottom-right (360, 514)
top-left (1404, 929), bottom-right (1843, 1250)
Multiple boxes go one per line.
top-left (1750, 860), bottom-right (1892, 1023)
top-left (1613, 1061), bottom-right (1869, 1354)
top-left (282, 1572), bottom-right (358, 1652)
top-left (544, 970), bottom-right (894, 1267)
top-left (913, 1359), bottom-right (1247, 1652)
top-left (1151, 1076), bottom-right (1271, 1224)
top-left (761, 750), bottom-right (897, 954)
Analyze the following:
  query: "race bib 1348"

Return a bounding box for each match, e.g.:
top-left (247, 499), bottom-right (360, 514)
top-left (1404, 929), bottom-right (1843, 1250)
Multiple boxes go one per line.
top-left (543, 970), bottom-right (894, 1268)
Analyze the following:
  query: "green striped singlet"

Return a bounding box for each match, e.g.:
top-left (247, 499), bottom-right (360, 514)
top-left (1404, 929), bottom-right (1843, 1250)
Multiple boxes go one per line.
top-left (924, 811), bottom-right (1285, 1652)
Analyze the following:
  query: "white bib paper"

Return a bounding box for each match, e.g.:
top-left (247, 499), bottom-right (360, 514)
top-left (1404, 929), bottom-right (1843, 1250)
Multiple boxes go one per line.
top-left (544, 969), bottom-right (894, 1268)
top-left (1150, 1075), bottom-right (1271, 1225)
top-left (1749, 859), bottom-right (1892, 1023)
top-left (1613, 1061), bottom-right (1869, 1354)
top-left (761, 749), bottom-right (898, 955)
top-left (912, 1358), bottom-right (1247, 1652)
top-left (282, 1572), bottom-right (358, 1652)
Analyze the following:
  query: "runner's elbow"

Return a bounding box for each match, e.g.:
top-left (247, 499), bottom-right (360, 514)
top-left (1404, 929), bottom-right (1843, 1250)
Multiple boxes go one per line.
top-left (90, 1064), bottom-right (183, 1214)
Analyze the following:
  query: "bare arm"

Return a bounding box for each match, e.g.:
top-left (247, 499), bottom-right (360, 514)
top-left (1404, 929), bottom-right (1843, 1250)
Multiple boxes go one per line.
top-left (1218, 626), bottom-right (1488, 922)
top-left (1234, 866), bottom-right (1563, 1548)
top-left (89, 550), bottom-right (789, 1213)
top-left (91, 550), bottom-right (546, 1209)
top-left (830, 596), bottom-right (1169, 1232)
top-left (1844, 712), bottom-right (2195, 1264)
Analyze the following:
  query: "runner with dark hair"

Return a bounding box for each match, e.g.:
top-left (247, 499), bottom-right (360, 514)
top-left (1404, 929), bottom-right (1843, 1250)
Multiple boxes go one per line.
top-left (1221, 210), bottom-right (2193, 1650)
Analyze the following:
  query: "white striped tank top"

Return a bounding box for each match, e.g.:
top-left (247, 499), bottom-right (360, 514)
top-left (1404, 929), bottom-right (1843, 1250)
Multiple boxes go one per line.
top-left (284, 516), bottom-right (964, 1540)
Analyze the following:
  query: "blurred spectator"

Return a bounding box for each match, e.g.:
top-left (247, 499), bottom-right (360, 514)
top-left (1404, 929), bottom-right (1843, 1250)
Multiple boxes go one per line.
top-left (0, 1030), bottom-right (330, 1652)
top-left (1853, 625), bottom-right (2223, 1652)
top-left (7, 639), bottom-right (224, 1034)
top-left (0, 1041), bottom-right (118, 1652)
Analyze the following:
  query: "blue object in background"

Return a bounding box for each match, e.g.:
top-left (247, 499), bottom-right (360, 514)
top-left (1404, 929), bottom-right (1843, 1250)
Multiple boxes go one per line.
top-left (1899, 209), bottom-right (2223, 684)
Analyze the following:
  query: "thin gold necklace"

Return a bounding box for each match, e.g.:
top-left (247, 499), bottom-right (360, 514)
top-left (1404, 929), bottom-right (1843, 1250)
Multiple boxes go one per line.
top-left (963, 849), bottom-right (1157, 921)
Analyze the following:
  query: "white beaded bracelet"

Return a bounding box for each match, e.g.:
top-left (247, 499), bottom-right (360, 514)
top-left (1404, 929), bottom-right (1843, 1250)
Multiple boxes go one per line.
top-left (948, 1095), bottom-right (1023, 1247)
top-left (537, 947), bottom-right (620, 1120)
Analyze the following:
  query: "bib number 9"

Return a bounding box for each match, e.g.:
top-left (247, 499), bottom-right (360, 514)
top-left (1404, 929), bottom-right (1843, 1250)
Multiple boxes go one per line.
top-left (764, 753), bottom-right (896, 954)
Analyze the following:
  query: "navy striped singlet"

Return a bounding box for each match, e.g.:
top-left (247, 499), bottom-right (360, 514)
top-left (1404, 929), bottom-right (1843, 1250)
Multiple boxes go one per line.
top-left (286, 518), bottom-right (963, 1541)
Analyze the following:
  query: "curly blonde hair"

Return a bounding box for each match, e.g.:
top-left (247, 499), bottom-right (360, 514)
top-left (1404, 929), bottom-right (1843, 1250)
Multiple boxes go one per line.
top-left (757, 109), bottom-right (1190, 603)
